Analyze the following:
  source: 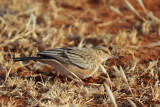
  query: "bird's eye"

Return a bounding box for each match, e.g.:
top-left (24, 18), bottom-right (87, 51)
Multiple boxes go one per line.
top-left (103, 49), bottom-right (111, 55)
top-left (104, 50), bottom-right (109, 54)
top-left (103, 50), bottom-right (108, 53)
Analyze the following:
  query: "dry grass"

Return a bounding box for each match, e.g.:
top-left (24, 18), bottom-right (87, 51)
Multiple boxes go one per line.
top-left (0, 0), bottom-right (160, 106)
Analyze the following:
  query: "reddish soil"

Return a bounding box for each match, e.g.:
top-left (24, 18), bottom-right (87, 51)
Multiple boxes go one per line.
top-left (1, 0), bottom-right (160, 106)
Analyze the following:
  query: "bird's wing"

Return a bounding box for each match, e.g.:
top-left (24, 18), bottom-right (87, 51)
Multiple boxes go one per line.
top-left (37, 47), bottom-right (96, 69)
top-left (64, 47), bottom-right (96, 69)
top-left (37, 48), bottom-right (70, 63)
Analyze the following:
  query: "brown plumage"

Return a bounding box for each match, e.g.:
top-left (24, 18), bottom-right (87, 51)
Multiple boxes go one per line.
top-left (13, 46), bottom-right (113, 79)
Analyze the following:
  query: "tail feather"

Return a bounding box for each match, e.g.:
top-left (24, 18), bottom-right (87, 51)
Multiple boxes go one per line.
top-left (13, 57), bottom-right (46, 61)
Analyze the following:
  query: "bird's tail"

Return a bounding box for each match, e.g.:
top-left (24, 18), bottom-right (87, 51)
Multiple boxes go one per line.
top-left (13, 57), bottom-right (46, 61)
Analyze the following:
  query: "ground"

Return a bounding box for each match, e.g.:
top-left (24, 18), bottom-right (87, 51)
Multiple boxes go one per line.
top-left (0, 0), bottom-right (160, 106)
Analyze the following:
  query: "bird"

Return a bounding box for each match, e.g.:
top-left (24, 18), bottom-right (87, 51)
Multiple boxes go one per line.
top-left (13, 46), bottom-right (113, 80)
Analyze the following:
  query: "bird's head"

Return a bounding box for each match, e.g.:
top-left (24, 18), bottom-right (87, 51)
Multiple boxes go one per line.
top-left (93, 46), bottom-right (115, 62)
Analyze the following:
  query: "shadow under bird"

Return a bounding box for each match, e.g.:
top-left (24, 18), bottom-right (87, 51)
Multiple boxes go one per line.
top-left (13, 46), bottom-right (114, 80)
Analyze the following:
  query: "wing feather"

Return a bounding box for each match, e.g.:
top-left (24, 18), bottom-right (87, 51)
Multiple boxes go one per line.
top-left (65, 48), bottom-right (96, 69)
top-left (37, 47), bottom-right (96, 69)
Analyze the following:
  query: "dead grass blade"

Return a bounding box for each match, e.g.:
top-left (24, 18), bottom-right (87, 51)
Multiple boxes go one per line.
top-left (113, 66), bottom-right (135, 97)
top-left (127, 98), bottom-right (137, 107)
top-left (143, 42), bottom-right (160, 48)
top-left (78, 38), bottom-right (84, 48)
top-left (0, 67), bottom-right (12, 88)
top-left (100, 65), bottom-right (112, 85)
top-left (110, 6), bottom-right (123, 16)
top-left (136, 0), bottom-right (147, 13)
top-left (124, 0), bottom-right (141, 18)
top-left (104, 83), bottom-right (117, 107)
